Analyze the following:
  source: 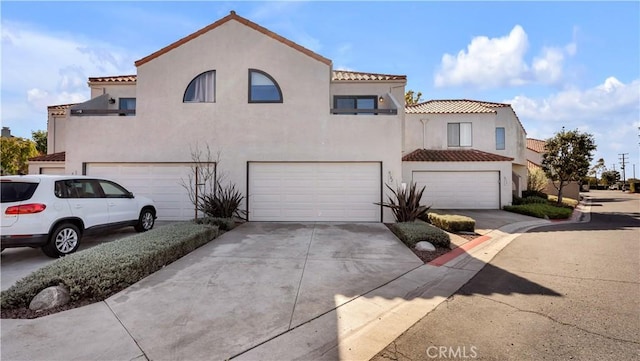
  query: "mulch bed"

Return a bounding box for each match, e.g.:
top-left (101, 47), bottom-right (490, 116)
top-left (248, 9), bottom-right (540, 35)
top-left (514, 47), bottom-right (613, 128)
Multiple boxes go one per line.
top-left (411, 231), bottom-right (481, 264)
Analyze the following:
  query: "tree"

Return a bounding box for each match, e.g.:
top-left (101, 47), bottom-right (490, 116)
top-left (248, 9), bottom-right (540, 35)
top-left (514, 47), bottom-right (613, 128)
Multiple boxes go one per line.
top-left (405, 90), bottom-right (423, 105)
top-left (527, 167), bottom-right (548, 193)
top-left (588, 157), bottom-right (606, 187)
top-left (601, 170), bottom-right (620, 186)
top-left (542, 129), bottom-right (596, 204)
top-left (32, 130), bottom-right (47, 155)
top-left (1, 137), bottom-right (39, 175)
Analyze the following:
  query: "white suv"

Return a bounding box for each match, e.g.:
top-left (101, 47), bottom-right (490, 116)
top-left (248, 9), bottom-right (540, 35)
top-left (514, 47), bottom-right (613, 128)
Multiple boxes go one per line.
top-left (1, 175), bottom-right (156, 258)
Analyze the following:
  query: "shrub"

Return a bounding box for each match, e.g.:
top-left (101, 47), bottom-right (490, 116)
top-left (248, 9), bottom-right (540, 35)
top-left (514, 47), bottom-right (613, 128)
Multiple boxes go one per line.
top-left (527, 168), bottom-right (548, 193)
top-left (390, 221), bottom-right (450, 248)
top-left (1, 223), bottom-right (219, 310)
top-left (522, 189), bottom-right (548, 199)
top-left (428, 213), bottom-right (475, 233)
top-left (521, 196), bottom-right (548, 205)
top-left (503, 203), bottom-right (573, 219)
top-left (194, 217), bottom-right (236, 231)
top-left (199, 181), bottom-right (247, 219)
top-left (376, 182), bottom-right (430, 222)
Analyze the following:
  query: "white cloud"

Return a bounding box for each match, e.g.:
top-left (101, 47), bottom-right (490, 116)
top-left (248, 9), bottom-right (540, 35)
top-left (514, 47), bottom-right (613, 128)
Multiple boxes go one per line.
top-left (1, 21), bottom-right (136, 137)
top-left (508, 77), bottom-right (640, 167)
top-left (435, 25), bottom-right (576, 89)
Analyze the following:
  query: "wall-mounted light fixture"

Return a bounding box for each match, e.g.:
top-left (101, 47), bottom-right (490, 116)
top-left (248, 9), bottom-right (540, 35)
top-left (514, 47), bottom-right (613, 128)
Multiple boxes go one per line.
top-left (108, 98), bottom-right (116, 104)
top-left (378, 96), bottom-right (384, 103)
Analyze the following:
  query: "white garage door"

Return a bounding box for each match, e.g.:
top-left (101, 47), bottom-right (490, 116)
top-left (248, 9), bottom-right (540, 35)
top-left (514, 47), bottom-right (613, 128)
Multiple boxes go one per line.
top-left (86, 163), bottom-right (194, 220)
top-left (413, 171), bottom-right (500, 209)
top-left (249, 162), bottom-right (381, 222)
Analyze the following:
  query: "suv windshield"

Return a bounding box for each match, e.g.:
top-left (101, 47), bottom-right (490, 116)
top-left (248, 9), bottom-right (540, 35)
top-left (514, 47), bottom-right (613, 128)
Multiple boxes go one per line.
top-left (1, 182), bottom-right (39, 203)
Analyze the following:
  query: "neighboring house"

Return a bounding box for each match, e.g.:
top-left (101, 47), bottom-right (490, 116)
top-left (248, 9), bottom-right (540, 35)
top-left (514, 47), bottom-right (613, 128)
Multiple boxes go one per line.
top-left (403, 100), bottom-right (528, 209)
top-left (34, 11), bottom-right (527, 221)
top-left (526, 138), bottom-right (580, 200)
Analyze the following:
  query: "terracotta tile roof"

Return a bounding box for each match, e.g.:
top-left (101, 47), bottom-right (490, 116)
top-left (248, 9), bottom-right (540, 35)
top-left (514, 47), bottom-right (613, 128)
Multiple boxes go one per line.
top-left (135, 11), bottom-right (332, 67)
top-left (332, 70), bottom-right (406, 81)
top-left (526, 138), bottom-right (547, 153)
top-left (402, 149), bottom-right (514, 162)
top-left (29, 152), bottom-right (66, 162)
top-left (405, 99), bottom-right (509, 114)
top-left (527, 159), bottom-right (542, 170)
top-left (88, 75), bottom-right (137, 83)
top-left (80, 70), bottom-right (407, 86)
top-left (47, 103), bottom-right (77, 116)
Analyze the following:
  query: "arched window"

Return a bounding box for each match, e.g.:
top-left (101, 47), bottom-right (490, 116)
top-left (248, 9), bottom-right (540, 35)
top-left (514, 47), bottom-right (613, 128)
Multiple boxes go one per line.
top-left (184, 71), bottom-right (215, 102)
top-left (248, 69), bottom-right (282, 103)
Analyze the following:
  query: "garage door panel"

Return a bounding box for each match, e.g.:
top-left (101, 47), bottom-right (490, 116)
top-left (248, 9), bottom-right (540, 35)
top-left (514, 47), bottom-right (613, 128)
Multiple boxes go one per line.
top-left (86, 163), bottom-right (194, 221)
top-left (413, 171), bottom-right (499, 209)
top-left (249, 162), bottom-right (381, 222)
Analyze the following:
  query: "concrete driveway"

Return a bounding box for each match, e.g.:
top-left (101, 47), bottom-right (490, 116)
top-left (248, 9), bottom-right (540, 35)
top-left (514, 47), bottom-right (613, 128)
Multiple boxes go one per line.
top-left (2, 222), bottom-right (423, 360)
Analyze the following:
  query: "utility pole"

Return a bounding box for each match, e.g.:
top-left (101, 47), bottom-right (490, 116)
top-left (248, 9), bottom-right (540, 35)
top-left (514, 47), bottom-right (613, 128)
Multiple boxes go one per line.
top-left (619, 153), bottom-right (628, 191)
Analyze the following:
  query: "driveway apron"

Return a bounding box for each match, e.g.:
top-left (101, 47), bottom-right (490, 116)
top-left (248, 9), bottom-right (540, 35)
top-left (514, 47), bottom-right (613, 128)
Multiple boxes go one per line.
top-left (104, 222), bottom-right (422, 360)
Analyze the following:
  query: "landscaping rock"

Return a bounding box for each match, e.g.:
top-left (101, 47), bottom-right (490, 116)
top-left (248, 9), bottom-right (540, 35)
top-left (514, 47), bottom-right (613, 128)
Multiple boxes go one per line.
top-left (29, 285), bottom-right (70, 311)
top-left (415, 241), bottom-right (436, 252)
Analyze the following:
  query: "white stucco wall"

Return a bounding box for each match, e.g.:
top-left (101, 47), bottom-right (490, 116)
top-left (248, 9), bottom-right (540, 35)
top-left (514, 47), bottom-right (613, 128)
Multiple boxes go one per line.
top-left (404, 109), bottom-right (526, 165)
top-left (47, 114), bottom-right (67, 154)
top-left (62, 19), bottom-right (404, 221)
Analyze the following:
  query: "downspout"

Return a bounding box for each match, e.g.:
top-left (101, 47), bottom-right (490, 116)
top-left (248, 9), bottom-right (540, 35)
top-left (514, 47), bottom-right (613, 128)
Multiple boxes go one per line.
top-left (420, 118), bottom-right (428, 149)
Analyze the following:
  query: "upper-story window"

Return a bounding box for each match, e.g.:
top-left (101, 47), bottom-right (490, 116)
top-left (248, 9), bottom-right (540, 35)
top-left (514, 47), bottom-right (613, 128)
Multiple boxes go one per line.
top-left (447, 122), bottom-right (472, 147)
top-left (184, 71), bottom-right (216, 102)
top-left (496, 127), bottom-right (506, 150)
top-left (248, 69), bottom-right (282, 103)
top-left (119, 98), bottom-right (136, 116)
top-left (332, 96), bottom-right (378, 115)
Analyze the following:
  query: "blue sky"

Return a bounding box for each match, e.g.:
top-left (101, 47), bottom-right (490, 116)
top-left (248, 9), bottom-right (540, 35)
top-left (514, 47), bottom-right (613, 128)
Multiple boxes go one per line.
top-left (2, 1), bottom-right (639, 176)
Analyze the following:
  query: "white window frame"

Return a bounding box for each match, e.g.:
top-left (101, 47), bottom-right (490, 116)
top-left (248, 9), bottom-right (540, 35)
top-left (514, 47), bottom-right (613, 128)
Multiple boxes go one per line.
top-left (447, 122), bottom-right (472, 147)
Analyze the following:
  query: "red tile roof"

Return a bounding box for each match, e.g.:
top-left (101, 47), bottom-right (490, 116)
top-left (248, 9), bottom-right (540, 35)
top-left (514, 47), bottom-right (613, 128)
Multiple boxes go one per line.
top-left (332, 70), bottom-right (406, 81)
top-left (81, 69), bottom-right (406, 85)
top-left (526, 138), bottom-right (547, 153)
top-left (402, 149), bottom-right (514, 162)
top-left (88, 75), bottom-right (137, 83)
top-left (405, 99), bottom-right (509, 114)
top-left (527, 159), bottom-right (542, 170)
top-left (29, 152), bottom-right (66, 162)
top-left (47, 104), bottom-right (77, 116)
top-left (135, 11), bottom-right (332, 67)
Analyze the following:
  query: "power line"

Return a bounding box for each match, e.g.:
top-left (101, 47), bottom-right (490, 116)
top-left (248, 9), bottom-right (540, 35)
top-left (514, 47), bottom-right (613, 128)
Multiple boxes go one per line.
top-left (619, 153), bottom-right (629, 189)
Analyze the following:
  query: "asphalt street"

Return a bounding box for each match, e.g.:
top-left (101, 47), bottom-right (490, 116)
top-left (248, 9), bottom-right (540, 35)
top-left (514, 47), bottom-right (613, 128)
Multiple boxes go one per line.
top-left (371, 190), bottom-right (640, 361)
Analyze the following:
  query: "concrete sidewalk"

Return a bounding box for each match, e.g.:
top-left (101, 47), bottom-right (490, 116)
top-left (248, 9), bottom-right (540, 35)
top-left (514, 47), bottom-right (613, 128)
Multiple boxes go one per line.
top-left (1, 206), bottom-right (589, 361)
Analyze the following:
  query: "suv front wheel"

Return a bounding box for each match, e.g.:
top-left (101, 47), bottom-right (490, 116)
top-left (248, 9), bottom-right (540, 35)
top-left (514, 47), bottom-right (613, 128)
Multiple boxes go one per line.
top-left (42, 223), bottom-right (81, 258)
top-left (135, 208), bottom-right (155, 232)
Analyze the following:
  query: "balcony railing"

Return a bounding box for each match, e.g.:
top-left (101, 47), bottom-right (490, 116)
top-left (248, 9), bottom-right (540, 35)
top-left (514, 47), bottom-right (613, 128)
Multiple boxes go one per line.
top-left (330, 108), bottom-right (398, 115)
top-left (70, 109), bottom-right (135, 116)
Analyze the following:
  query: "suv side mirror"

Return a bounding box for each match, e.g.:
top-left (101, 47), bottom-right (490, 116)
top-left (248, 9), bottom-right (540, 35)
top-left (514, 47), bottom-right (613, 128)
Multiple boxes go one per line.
top-left (128, 192), bottom-right (135, 198)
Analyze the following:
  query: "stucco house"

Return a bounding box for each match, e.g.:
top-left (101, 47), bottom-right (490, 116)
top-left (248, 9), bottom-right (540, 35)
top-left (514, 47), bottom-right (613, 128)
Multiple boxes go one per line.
top-left (526, 138), bottom-right (580, 200)
top-left (30, 11), bottom-right (527, 222)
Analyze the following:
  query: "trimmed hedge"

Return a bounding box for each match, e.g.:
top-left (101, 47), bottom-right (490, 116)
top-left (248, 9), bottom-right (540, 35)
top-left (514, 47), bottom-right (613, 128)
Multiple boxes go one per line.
top-left (428, 213), bottom-right (475, 233)
top-left (194, 217), bottom-right (236, 231)
top-left (391, 221), bottom-right (450, 248)
top-left (503, 203), bottom-right (573, 219)
top-left (1, 223), bottom-right (219, 310)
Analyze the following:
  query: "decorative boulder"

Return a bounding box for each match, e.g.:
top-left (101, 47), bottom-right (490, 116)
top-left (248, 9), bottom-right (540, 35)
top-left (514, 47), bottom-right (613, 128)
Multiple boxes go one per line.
top-left (29, 285), bottom-right (70, 311)
top-left (415, 241), bottom-right (436, 252)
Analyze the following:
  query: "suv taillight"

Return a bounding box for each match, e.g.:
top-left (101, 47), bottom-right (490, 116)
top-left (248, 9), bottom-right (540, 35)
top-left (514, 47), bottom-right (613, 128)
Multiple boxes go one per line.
top-left (5, 204), bottom-right (47, 215)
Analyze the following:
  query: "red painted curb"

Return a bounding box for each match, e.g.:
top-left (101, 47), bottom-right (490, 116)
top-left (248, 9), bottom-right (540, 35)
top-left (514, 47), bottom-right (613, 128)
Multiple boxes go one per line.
top-left (427, 235), bottom-right (491, 267)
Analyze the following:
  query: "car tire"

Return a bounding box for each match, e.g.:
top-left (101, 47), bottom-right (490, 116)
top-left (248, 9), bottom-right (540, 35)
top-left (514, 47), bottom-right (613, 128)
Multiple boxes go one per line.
top-left (42, 223), bottom-right (81, 258)
top-left (135, 208), bottom-right (155, 232)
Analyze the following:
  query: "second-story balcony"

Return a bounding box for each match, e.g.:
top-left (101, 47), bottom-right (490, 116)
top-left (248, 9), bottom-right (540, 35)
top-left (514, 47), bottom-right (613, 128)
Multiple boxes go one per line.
top-left (69, 93), bottom-right (135, 116)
